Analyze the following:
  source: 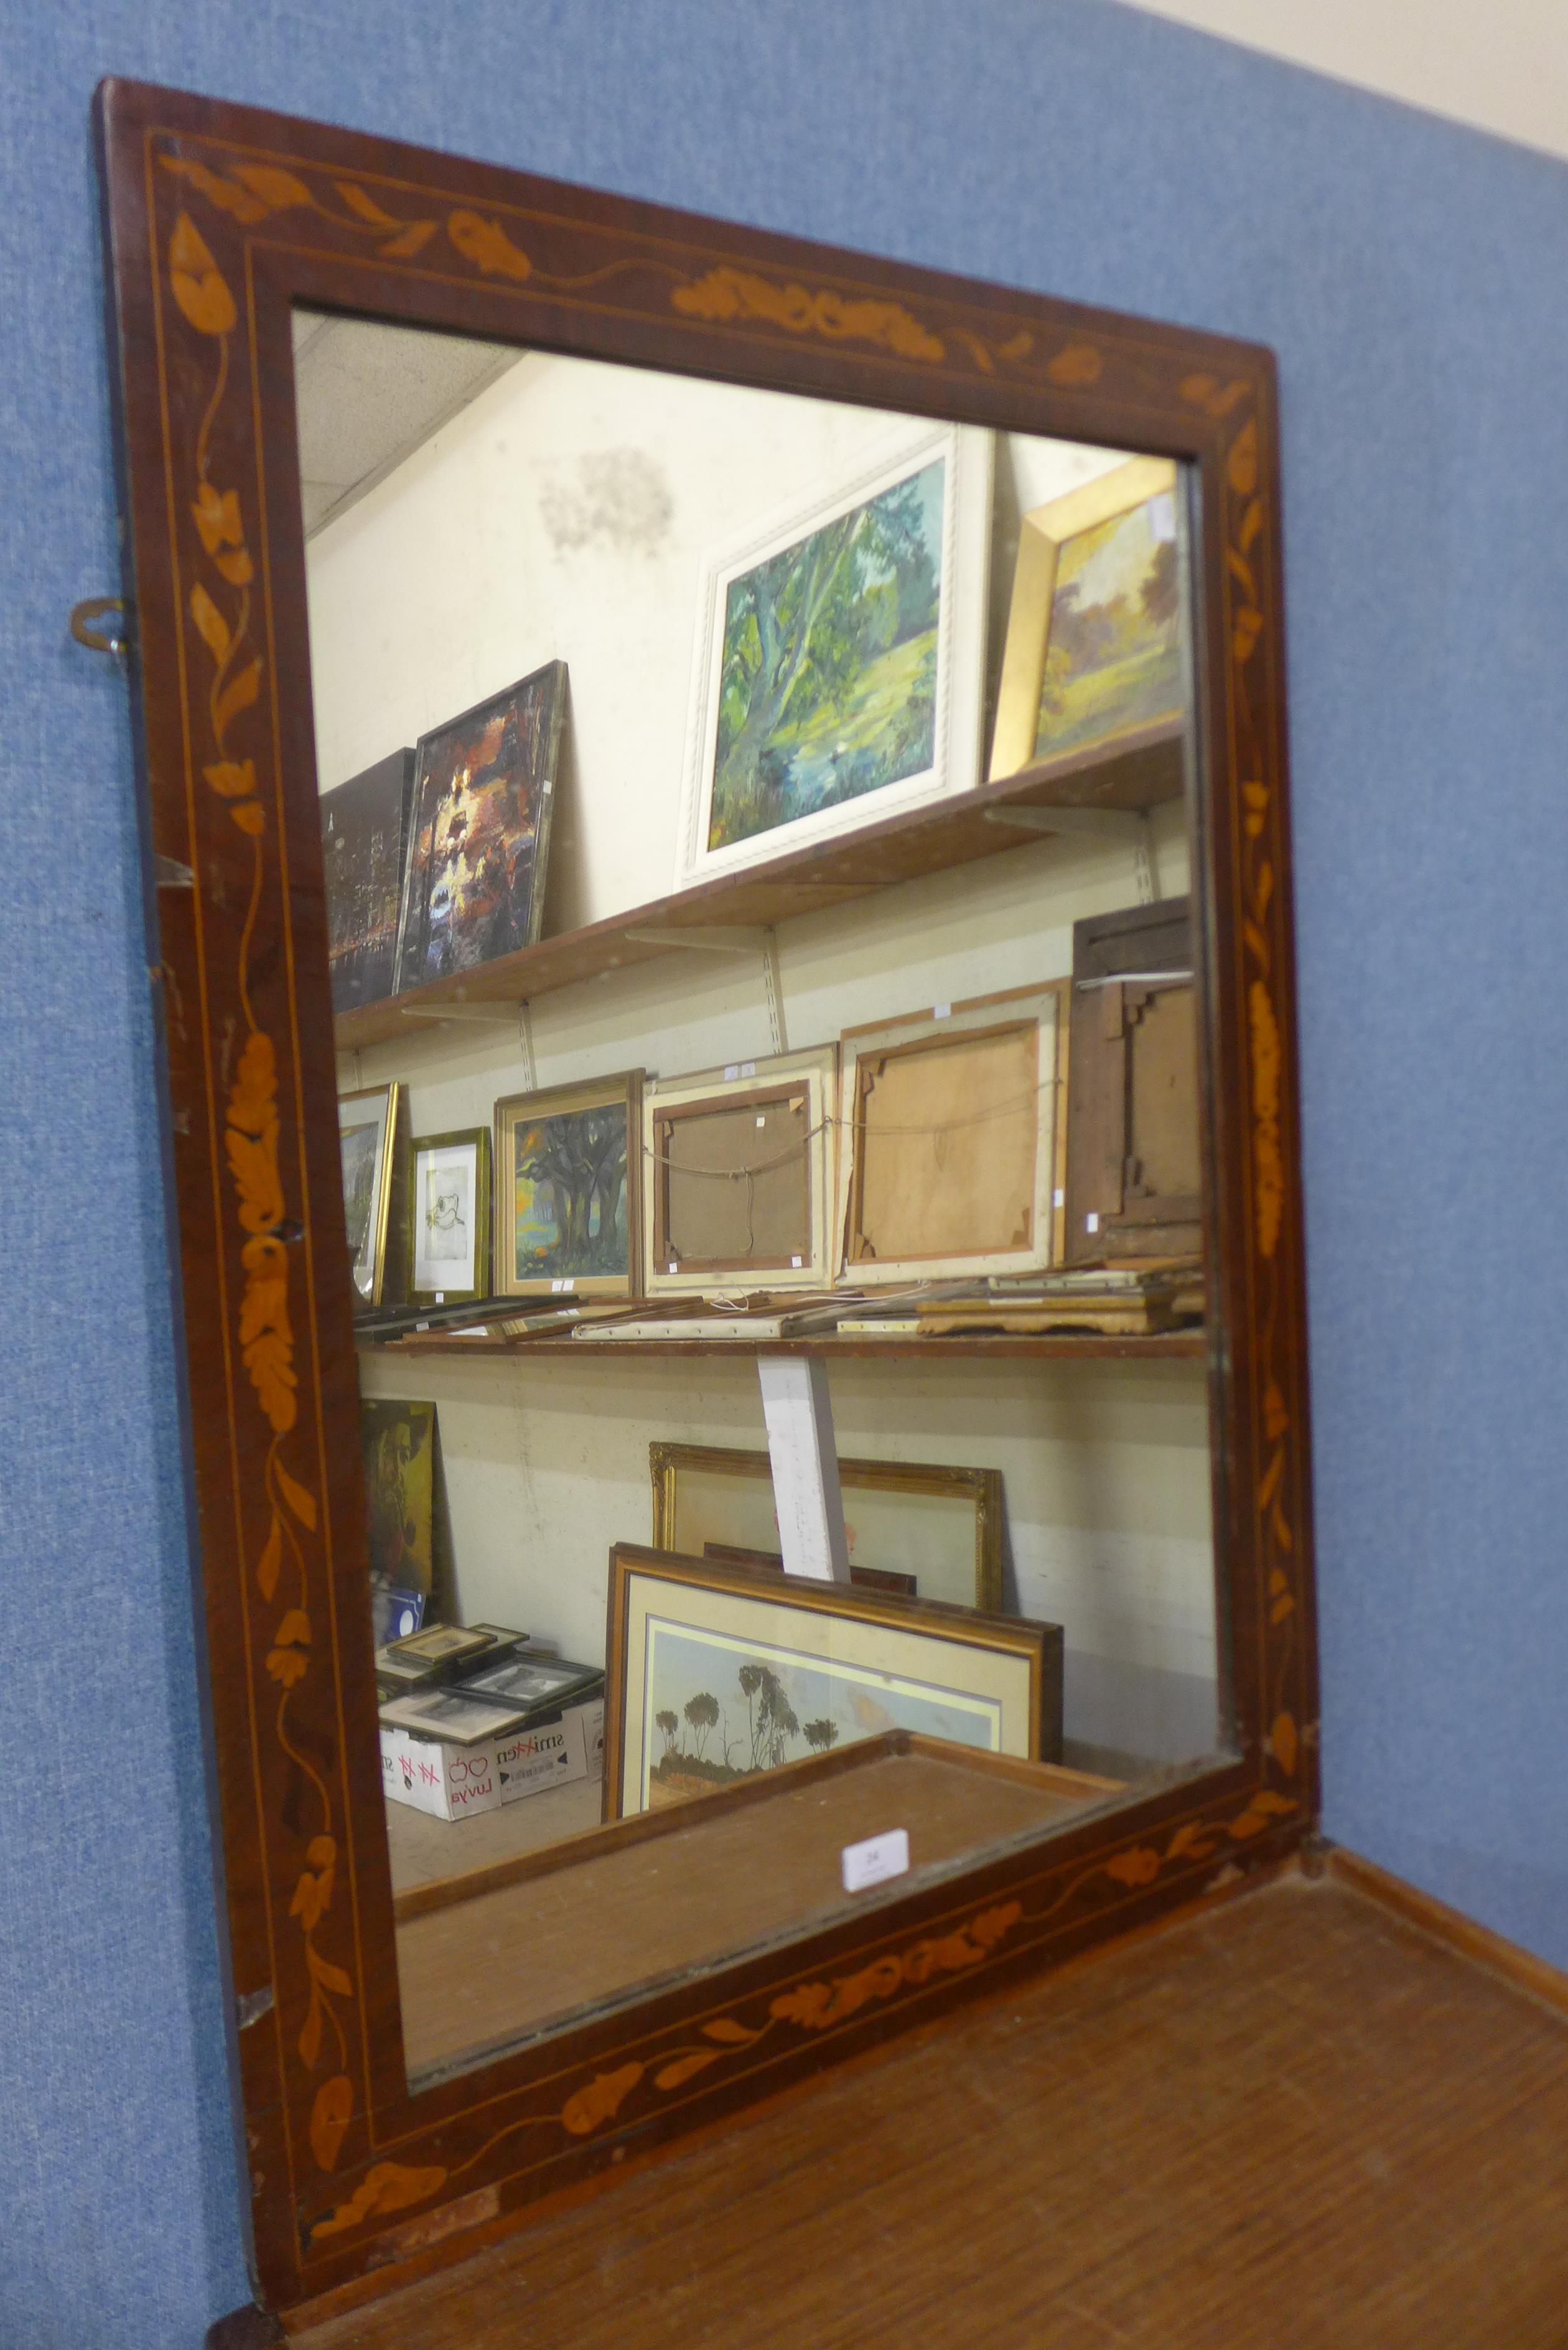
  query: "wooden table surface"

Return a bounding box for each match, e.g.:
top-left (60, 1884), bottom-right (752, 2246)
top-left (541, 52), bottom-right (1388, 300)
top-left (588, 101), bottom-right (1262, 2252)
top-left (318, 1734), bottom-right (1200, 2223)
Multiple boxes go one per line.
top-left (290, 1856), bottom-right (1568, 2348)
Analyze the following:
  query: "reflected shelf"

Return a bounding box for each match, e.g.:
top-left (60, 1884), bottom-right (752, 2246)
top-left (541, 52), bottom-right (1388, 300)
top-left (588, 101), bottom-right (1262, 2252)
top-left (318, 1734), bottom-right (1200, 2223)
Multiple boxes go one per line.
top-left (356, 1328), bottom-right (1206, 1363)
top-left (334, 717), bottom-right (1185, 1054)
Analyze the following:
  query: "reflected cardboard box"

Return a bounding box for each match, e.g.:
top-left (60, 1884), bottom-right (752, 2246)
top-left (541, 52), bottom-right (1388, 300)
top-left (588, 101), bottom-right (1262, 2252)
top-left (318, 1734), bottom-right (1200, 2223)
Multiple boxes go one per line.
top-left (382, 1696), bottom-right (604, 1822)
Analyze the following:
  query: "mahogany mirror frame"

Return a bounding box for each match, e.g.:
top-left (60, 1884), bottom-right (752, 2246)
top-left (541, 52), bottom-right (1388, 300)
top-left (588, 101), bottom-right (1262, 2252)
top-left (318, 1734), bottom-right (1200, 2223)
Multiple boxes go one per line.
top-left (94, 77), bottom-right (1317, 2320)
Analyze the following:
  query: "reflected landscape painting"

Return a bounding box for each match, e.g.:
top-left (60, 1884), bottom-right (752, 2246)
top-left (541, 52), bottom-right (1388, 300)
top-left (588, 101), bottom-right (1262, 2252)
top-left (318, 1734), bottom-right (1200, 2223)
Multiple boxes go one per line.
top-left (709, 457), bottom-right (945, 850)
top-left (1034, 490), bottom-right (1184, 759)
top-left (512, 1102), bottom-right (630, 1283)
top-left (642, 1620), bottom-right (1001, 1809)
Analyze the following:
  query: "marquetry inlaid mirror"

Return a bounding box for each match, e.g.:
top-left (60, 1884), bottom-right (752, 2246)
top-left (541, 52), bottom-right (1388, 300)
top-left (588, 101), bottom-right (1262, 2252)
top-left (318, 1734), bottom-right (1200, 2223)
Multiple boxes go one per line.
top-left (96, 77), bottom-right (1316, 2320)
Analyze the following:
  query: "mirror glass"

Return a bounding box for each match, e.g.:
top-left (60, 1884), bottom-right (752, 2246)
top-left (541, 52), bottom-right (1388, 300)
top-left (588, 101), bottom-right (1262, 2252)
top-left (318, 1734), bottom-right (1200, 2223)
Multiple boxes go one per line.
top-left (297, 309), bottom-right (1226, 2090)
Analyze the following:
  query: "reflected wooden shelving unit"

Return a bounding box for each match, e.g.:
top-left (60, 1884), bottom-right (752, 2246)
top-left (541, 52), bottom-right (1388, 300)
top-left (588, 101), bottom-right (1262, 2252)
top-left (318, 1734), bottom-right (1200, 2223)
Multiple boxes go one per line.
top-left (334, 718), bottom-right (1186, 1053)
top-left (362, 1328), bottom-right (1205, 1362)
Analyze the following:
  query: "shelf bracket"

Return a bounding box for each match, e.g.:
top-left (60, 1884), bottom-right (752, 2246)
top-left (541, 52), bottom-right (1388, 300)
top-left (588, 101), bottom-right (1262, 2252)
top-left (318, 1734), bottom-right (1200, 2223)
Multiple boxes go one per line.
top-left (397, 1003), bottom-right (517, 1026)
top-left (983, 803), bottom-right (1146, 845)
top-left (625, 923), bottom-right (788, 1054)
top-left (1133, 812), bottom-right (1159, 906)
top-left (757, 1355), bottom-right (849, 1584)
top-left (761, 926), bottom-right (788, 1055)
top-left (622, 924), bottom-right (773, 955)
top-left (518, 999), bottom-right (537, 1088)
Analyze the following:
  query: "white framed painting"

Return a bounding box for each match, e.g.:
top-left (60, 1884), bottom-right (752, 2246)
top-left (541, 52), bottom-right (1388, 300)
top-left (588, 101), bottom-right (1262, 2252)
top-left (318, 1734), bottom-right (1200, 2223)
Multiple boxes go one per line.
top-left (408, 1126), bottom-right (490, 1304)
top-left (676, 419), bottom-right (993, 888)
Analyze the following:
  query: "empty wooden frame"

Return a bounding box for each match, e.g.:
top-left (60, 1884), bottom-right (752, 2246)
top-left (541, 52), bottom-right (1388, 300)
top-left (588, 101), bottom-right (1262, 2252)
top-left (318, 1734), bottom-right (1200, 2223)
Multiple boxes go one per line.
top-left (642, 1048), bottom-right (836, 1293)
top-left (650, 1439), bottom-right (1006, 1611)
top-left (837, 983), bottom-right (1066, 1283)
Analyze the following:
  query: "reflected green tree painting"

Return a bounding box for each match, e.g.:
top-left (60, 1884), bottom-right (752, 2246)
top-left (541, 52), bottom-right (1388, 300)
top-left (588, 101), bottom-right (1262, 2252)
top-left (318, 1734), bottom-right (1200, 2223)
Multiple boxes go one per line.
top-left (709, 459), bottom-right (945, 850)
top-left (513, 1104), bottom-right (629, 1280)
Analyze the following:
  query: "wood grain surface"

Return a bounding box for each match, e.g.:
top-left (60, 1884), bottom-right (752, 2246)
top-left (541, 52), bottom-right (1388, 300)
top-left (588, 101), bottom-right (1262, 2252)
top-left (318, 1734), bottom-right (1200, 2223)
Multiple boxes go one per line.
top-left (395, 1742), bottom-right (1111, 2081)
top-left (98, 74), bottom-right (1314, 2307)
top-left (291, 1863), bottom-right (1568, 2348)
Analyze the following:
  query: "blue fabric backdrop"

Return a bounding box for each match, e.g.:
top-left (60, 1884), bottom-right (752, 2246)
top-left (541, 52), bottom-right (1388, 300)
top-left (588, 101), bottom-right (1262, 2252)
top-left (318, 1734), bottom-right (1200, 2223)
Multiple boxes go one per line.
top-left (2, 3), bottom-right (1566, 2341)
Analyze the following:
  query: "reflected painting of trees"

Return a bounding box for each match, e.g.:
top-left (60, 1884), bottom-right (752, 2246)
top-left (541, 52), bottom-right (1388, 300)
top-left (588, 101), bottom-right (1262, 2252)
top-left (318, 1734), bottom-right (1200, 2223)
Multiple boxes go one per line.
top-left (512, 1104), bottom-right (629, 1280)
top-left (1035, 490), bottom-right (1185, 759)
top-left (709, 458), bottom-right (945, 850)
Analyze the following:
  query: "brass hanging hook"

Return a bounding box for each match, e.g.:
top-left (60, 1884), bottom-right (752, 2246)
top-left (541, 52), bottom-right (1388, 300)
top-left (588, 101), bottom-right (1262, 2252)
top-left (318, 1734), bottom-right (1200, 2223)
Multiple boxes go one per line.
top-left (69, 596), bottom-right (131, 657)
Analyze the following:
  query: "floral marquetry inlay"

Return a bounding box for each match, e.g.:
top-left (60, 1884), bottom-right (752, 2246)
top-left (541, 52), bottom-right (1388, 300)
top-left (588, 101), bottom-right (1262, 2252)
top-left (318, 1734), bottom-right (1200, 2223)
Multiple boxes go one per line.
top-left (109, 85), bottom-right (1314, 2311)
top-left (159, 184), bottom-right (361, 2190)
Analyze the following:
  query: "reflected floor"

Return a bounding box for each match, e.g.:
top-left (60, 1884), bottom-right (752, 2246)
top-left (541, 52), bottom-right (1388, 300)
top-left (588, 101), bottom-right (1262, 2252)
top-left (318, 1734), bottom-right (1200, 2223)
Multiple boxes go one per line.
top-left (391, 1734), bottom-right (1122, 2087)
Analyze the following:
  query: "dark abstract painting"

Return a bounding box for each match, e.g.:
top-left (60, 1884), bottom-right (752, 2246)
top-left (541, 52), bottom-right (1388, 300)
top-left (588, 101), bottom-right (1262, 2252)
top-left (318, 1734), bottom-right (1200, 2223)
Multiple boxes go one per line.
top-left (393, 660), bottom-right (567, 993)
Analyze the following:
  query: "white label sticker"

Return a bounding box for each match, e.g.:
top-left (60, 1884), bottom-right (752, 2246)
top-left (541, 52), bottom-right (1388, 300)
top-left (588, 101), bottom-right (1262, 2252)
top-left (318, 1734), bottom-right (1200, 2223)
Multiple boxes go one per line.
top-left (434, 1291), bottom-right (444, 1305)
top-left (724, 1063), bottom-right (740, 1082)
top-left (756, 1115), bottom-right (767, 1128)
top-left (791, 1254), bottom-right (803, 1268)
top-left (668, 1262), bottom-right (678, 1274)
top-left (740, 1060), bottom-right (757, 1078)
top-left (841, 1827), bottom-right (910, 1893)
top-left (1086, 1212), bottom-right (1100, 1234)
top-left (551, 1277), bottom-right (577, 1294)
top-left (1053, 1189), bottom-right (1065, 1209)
top-left (933, 1002), bottom-right (951, 1020)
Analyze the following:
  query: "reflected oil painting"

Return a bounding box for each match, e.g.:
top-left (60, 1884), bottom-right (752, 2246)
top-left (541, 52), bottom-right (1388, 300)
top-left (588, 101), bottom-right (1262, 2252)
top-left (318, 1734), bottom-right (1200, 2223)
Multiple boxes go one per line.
top-left (1034, 489), bottom-right (1184, 759)
top-left (709, 458), bottom-right (945, 850)
top-left (513, 1102), bottom-right (631, 1283)
top-left (393, 661), bottom-right (566, 992)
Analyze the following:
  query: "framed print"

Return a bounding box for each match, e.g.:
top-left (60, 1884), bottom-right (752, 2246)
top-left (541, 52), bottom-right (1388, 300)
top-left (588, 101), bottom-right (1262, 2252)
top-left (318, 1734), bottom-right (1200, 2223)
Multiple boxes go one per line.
top-left (391, 659), bottom-right (567, 993)
top-left (386, 1623), bottom-right (495, 1667)
top-left (604, 1543), bottom-right (1060, 1820)
top-left (494, 1070), bottom-right (643, 1298)
top-left (642, 1047), bottom-right (837, 1293)
top-left (463, 1623), bottom-right (531, 1657)
top-left (338, 1081), bottom-right (404, 1305)
top-left (319, 745), bottom-right (414, 1013)
top-left (651, 1441), bottom-right (1004, 1611)
top-left (408, 1126), bottom-right (492, 1304)
top-left (989, 455), bottom-right (1187, 780)
top-left (460, 1655), bottom-right (604, 1711)
top-left (378, 1686), bottom-right (534, 1747)
top-left (836, 983), bottom-right (1066, 1285)
top-left (360, 1398), bottom-right (436, 1594)
top-left (676, 420), bottom-right (992, 887)
top-left (376, 1624), bottom-right (497, 1692)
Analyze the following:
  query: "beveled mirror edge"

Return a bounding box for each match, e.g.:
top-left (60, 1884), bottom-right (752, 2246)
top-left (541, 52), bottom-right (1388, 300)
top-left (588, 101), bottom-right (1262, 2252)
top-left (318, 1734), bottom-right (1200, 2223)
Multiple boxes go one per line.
top-left (93, 72), bottom-right (1317, 2315)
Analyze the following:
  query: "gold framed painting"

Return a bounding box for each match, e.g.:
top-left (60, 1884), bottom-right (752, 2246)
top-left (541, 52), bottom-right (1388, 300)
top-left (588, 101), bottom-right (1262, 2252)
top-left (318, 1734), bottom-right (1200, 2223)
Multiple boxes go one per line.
top-left (406, 1125), bottom-right (492, 1305)
top-left (988, 453), bottom-right (1187, 780)
top-left (836, 982), bottom-right (1066, 1285)
top-left (650, 1441), bottom-right (1004, 1612)
top-left (338, 1080), bottom-right (404, 1306)
top-left (604, 1542), bottom-right (1062, 1820)
top-left (360, 1398), bottom-right (436, 1595)
top-left (641, 1047), bottom-right (837, 1294)
top-left (493, 1070), bottom-right (643, 1298)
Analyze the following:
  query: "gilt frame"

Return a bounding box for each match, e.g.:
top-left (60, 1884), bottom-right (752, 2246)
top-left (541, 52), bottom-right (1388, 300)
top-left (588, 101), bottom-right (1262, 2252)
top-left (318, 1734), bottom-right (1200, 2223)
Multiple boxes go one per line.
top-left (95, 77), bottom-right (1315, 2322)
